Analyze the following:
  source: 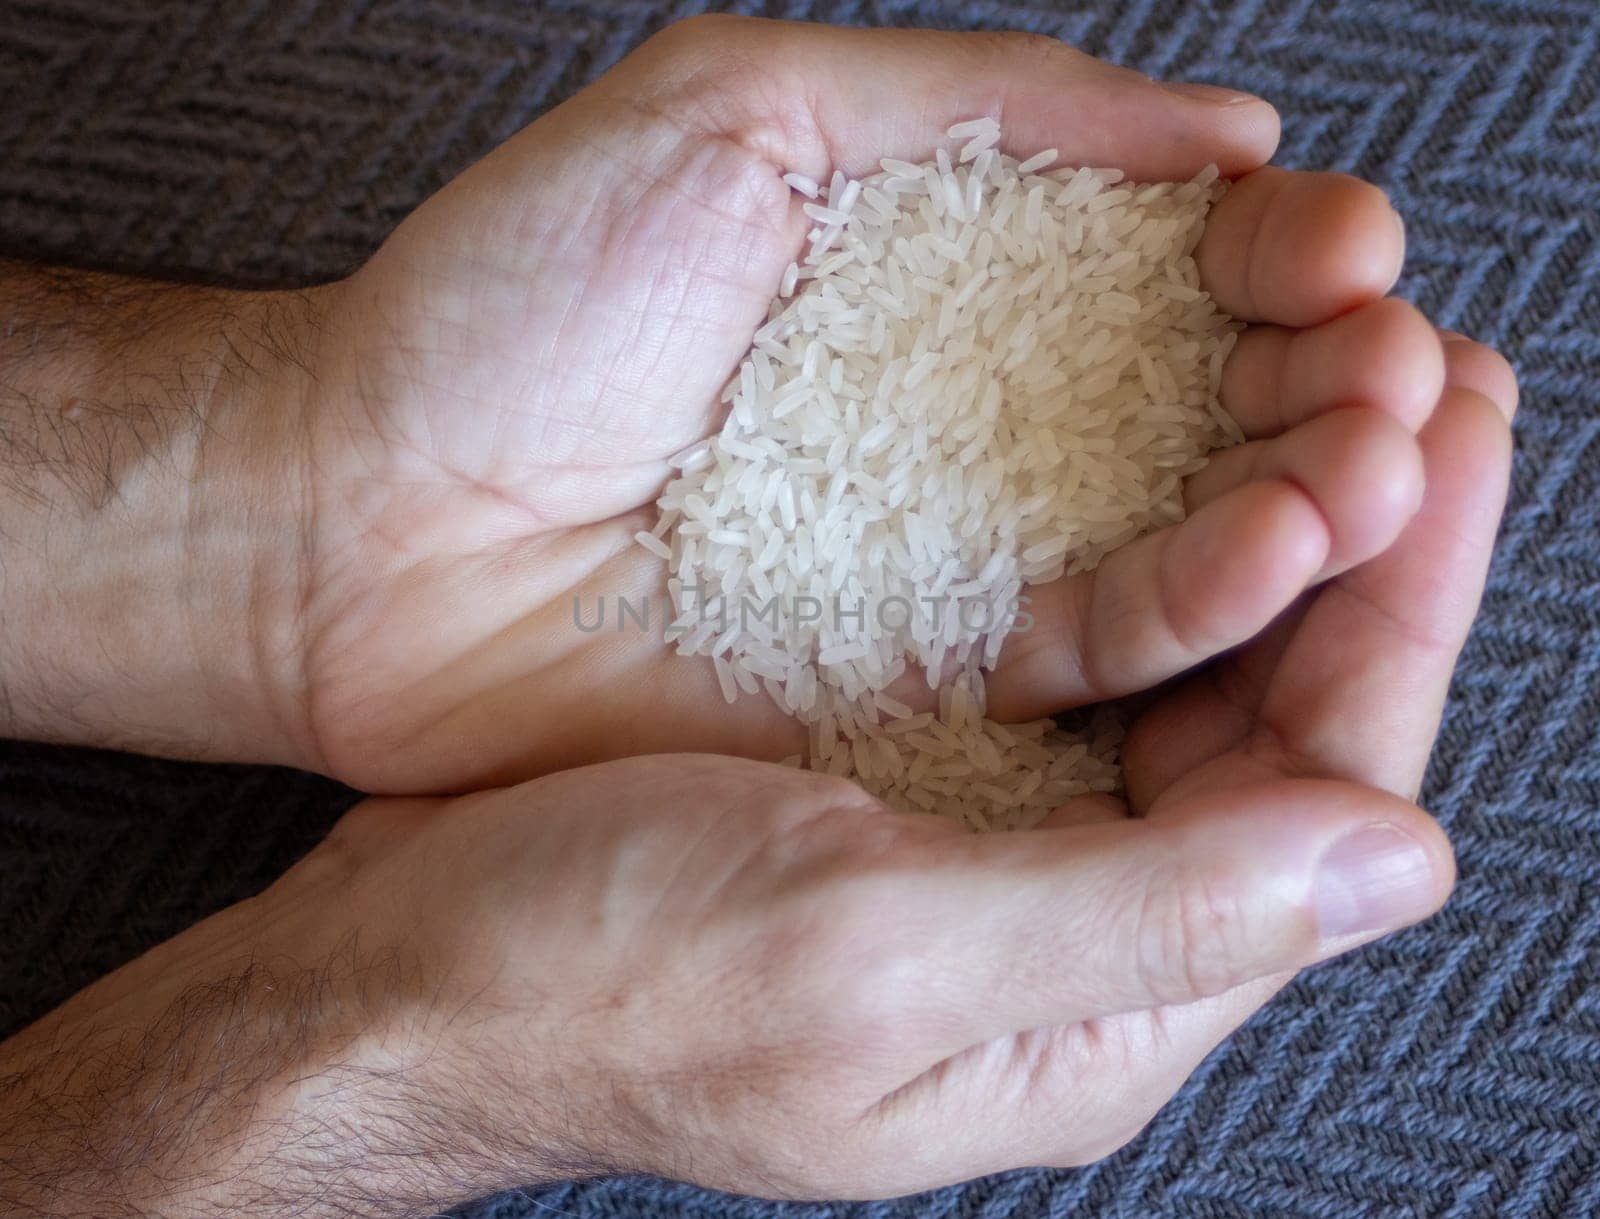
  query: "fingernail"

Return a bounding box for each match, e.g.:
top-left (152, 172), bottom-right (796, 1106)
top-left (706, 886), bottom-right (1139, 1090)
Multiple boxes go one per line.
top-left (1158, 80), bottom-right (1265, 107)
top-left (1440, 330), bottom-right (1470, 344)
top-left (1314, 824), bottom-right (1436, 940)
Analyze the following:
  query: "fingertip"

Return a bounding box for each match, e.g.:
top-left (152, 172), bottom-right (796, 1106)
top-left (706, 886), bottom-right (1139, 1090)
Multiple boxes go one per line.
top-left (1163, 85), bottom-right (1280, 177)
top-left (1154, 78), bottom-right (1280, 164)
top-left (1296, 407), bottom-right (1426, 572)
top-left (1171, 481), bottom-right (1330, 640)
top-left (1227, 98), bottom-right (1282, 178)
top-left (1422, 386), bottom-right (1515, 496)
top-left (1313, 807), bottom-right (1456, 944)
top-left (1201, 170), bottom-right (1406, 326)
top-left (1235, 481), bottom-right (1335, 585)
top-left (1186, 408), bottom-right (1425, 577)
top-left (1110, 780), bottom-right (1453, 1006)
top-left (1158, 780), bottom-right (1454, 958)
top-left (1406, 804), bottom-right (1458, 903)
top-left (1222, 298), bottom-right (1446, 439)
top-left (988, 479), bottom-right (1327, 721)
top-left (1363, 405), bottom-right (1428, 512)
top-left (1239, 95), bottom-right (1282, 171)
top-left (1339, 298), bottom-right (1446, 432)
top-left (1293, 176), bottom-right (1407, 321)
top-left (1441, 333), bottom-right (1519, 422)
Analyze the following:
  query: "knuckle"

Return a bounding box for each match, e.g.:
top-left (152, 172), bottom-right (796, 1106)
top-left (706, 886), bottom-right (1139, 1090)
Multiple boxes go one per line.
top-left (821, 954), bottom-right (904, 1037)
top-left (980, 29), bottom-right (1083, 71)
top-left (771, 870), bottom-right (928, 1044)
top-left (781, 922), bottom-right (909, 1046)
top-left (1134, 858), bottom-right (1249, 1004)
top-left (770, 789), bottom-right (895, 861)
top-left (627, 15), bottom-right (808, 165)
top-left (776, 776), bottom-right (905, 853)
top-left (808, 772), bottom-right (888, 815)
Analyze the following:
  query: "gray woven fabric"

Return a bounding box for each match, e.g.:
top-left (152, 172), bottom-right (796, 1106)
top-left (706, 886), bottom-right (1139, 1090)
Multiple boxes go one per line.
top-left (2, 1), bottom-right (1598, 1216)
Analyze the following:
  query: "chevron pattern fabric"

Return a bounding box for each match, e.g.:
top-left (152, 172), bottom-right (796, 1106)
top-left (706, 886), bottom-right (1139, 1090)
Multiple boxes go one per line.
top-left (2, 1), bottom-right (1598, 1216)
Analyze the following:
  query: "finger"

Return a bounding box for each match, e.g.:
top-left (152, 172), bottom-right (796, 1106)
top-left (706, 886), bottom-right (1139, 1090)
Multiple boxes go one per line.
top-left (989, 480), bottom-right (1330, 720)
top-left (1126, 375), bottom-right (1513, 808)
top-left (909, 777), bottom-right (1451, 1044)
top-left (1221, 298), bottom-right (1445, 438)
top-left (991, 402), bottom-right (1426, 719)
top-left (1248, 386), bottom-right (1513, 795)
top-left (1197, 167), bottom-right (1406, 326)
top-left (1441, 332), bottom-right (1519, 420)
top-left (1128, 377), bottom-right (1513, 807)
top-left (1182, 406), bottom-right (1425, 577)
top-left (612, 16), bottom-right (1280, 182)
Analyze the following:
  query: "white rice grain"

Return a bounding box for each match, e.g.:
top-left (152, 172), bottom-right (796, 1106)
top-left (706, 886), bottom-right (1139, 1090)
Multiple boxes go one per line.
top-left (648, 122), bottom-right (1239, 831)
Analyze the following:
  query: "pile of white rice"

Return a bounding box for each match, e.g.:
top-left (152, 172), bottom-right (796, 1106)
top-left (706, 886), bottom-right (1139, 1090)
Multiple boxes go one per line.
top-left (636, 118), bottom-right (1242, 831)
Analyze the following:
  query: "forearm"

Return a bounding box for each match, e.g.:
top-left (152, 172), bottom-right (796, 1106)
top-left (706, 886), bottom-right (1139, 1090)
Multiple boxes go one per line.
top-left (0, 261), bottom-right (318, 764)
top-left (0, 862), bottom-right (577, 1218)
top-left (0, 940), bottom-right (347, 1217)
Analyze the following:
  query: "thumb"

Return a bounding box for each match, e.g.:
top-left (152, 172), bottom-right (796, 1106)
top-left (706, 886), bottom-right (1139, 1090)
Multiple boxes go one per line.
top-left (906, 779), bottom-right (1453, 1048)
top-left (602, 15), bottom-right (1280, 183)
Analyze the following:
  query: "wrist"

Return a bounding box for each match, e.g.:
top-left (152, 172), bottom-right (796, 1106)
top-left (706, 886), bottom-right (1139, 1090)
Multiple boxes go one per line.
top-left (179, 285), bottom-right (327, 769)
top-left (0, 819), bottom-right (579, 1216)
top-left (0, 265), bottom-right (326, 768)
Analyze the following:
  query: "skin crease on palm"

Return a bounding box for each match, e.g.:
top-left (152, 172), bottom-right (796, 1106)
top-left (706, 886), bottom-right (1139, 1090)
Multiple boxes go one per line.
top-left (279, 16), bottom-right (1498, 796)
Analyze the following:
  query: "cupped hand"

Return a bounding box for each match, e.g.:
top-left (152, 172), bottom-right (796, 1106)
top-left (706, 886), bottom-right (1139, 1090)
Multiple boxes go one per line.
top-left (286, 15), bottom-right (1444, 793)
top-left (232, 345), bottom-right (1517, 1189)
top-left (273, 345), bottom-right (1508, 1205)
top-left (206, 746), bottom-right (1449, 1206)
top-left (6, 342), bottom-right (1511, 1210)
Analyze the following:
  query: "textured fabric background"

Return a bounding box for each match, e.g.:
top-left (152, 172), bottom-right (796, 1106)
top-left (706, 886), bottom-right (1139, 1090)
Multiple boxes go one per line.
top-left (2, 1), bottom-right (1597, 1215)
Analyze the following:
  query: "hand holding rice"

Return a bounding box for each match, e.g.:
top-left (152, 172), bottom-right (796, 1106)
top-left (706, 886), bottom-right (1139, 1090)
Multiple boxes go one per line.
top-left (639, 118), bottom-right (1242, 831)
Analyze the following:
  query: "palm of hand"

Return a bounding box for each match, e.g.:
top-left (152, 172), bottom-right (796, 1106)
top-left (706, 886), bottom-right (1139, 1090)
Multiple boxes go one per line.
top-left (299, 82), bottom-right (808, 791)
top-left (287, 20), bottom-right (1503, 798)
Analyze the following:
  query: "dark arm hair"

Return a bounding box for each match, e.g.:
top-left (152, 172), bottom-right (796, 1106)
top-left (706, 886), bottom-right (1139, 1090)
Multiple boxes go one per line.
top-left (0, 920), bottom-right (586, 1217)
top-left (0, 260), bottom-right (323, 766)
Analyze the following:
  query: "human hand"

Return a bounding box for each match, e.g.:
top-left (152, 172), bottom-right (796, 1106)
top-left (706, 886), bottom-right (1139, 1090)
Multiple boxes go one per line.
top-left (1, 338), bottom-right (1510, 1208)
top-left (285, 16), bottom-right (1446, 792)
top-left (1118, 336), bottom-right (1517, 809)
top-left (0, 16), bottom-right (1482, 796)
top-left (0, 747), bottom-right (1456, 1213)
